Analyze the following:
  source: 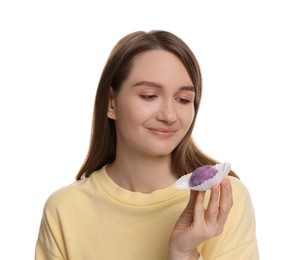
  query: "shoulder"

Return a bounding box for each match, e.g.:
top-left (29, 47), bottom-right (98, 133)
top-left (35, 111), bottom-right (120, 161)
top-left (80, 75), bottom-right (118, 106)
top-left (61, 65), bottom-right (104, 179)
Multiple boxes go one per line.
top-left (203, 176), bottom-right (254, 213)
top-left (226, 176), bottom-right (257, 225)
top-left (228, 176), bottom-right (253, 204)
top-left (43, 176), bottom-right (94, 214)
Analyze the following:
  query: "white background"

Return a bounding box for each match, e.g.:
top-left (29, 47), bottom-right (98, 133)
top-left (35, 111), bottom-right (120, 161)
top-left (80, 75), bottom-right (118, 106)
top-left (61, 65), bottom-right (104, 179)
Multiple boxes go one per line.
top-left (1, 0), bottom-right (298, 259)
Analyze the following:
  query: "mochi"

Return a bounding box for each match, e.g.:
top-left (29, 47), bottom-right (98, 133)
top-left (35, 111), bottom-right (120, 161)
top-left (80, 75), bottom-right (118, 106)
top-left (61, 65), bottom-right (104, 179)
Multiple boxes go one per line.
top-left (189, 165), bottom-right (218, 187)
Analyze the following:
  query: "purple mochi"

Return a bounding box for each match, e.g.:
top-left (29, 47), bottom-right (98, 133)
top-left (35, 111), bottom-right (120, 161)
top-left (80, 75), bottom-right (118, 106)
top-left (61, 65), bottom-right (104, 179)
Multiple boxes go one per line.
top-left (189, 165), bottom-right (218, 187)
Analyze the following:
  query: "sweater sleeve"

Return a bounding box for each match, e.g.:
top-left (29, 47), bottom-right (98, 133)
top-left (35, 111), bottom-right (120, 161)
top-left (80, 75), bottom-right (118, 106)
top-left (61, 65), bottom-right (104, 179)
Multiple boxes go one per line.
top-left (198, 177), bottom-right (259, 260)
top-left (35, 194), bottom-right (66, 260)
top-left (35, 239), bottom-right (63, 260)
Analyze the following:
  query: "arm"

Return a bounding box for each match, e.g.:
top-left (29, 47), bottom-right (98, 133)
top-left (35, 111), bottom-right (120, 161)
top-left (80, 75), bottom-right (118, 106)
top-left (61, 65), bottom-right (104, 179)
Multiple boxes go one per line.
top-left (169, 178), bottom-right (233, 260)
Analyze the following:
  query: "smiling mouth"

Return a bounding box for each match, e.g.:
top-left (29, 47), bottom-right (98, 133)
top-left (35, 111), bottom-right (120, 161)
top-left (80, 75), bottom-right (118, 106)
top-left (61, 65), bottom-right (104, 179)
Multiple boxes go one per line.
top-left (147, 128), bottom-right (177, 137)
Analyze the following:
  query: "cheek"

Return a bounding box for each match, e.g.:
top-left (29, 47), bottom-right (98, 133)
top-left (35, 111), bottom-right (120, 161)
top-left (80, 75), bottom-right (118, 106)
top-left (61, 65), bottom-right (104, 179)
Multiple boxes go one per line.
top-left (185, 115), bottom-right (195, 133)
top-left (115, 99), bottom-right (154, 126)
top-left (127, 99), bottom-right (158, 120)
top-left (178, 107), bottom-right (195, 128)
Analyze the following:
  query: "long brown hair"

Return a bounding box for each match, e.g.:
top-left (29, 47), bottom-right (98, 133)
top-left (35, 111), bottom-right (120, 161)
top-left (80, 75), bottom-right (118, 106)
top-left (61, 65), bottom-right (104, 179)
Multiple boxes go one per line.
top-left (76, 30), bottom-right (238, 180)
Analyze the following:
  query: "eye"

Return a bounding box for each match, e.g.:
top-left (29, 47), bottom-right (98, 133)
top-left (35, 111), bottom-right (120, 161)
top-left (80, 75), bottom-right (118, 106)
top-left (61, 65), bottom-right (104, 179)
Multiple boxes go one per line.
top-left (176, 97), bottom-right (192, 104)
top-left (140, 94), bottom-right (158, 101)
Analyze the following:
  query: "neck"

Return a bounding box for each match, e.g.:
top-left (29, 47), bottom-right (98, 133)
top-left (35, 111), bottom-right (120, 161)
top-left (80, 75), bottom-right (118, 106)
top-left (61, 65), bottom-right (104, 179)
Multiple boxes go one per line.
top-left (106, 153), bottom-right (177, 194)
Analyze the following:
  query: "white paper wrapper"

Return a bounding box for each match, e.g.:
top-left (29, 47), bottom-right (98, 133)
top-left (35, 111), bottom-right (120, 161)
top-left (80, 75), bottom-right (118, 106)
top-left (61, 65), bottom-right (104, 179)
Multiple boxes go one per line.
top-left (175, 162), bottom-right (231, 191)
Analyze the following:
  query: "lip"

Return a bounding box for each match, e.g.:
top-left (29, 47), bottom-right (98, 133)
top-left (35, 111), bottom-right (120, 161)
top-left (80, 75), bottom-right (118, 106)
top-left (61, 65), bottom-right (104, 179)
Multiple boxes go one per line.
top-left (147, 127), bottom-right (177, 137)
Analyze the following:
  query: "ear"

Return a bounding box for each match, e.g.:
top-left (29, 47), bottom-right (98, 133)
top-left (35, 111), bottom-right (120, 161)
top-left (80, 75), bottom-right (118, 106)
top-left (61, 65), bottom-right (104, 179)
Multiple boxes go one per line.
top-left (107, 87), bottom-right (117, 120)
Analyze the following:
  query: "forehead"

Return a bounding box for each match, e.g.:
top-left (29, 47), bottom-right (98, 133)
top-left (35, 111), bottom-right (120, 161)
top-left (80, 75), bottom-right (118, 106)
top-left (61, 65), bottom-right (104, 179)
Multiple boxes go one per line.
top-left (127, 50), bottom-right (192, 84)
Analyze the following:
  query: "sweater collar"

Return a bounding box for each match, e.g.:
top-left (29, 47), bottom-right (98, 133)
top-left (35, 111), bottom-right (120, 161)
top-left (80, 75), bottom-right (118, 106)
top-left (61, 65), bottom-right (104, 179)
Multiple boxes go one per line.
top-left (92, 166), bottom-right (187, 207)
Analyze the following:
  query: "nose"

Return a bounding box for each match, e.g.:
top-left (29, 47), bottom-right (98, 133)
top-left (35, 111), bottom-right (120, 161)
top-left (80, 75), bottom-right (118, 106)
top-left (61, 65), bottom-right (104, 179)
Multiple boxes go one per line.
top-left (157, 100), bottom-right (177, 124)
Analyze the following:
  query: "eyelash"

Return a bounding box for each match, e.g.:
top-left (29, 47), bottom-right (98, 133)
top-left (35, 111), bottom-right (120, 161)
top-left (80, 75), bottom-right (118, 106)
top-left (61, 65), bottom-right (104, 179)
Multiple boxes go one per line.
top-left (140, 95), bottom-right (192, 104)
top-left (176, 97), bottom-right (192, 104)
top-left (140, 95), bottom-right (158, 101)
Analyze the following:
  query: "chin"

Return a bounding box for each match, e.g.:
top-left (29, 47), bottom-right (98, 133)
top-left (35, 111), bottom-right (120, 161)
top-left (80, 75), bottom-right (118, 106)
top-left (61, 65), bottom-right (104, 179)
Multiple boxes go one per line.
top-left (144, 146), bottom-right (178, 157)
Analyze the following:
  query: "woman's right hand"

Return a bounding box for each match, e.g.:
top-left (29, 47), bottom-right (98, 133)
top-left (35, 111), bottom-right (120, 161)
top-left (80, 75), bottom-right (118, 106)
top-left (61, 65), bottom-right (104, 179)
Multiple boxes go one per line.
top-left (169, 178), bottom-right (233, 260)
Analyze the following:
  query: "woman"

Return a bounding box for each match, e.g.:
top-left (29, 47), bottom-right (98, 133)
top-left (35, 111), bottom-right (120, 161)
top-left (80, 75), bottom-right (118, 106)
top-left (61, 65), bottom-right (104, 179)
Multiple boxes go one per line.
top-left (35, 30), bottom-right (259, 260)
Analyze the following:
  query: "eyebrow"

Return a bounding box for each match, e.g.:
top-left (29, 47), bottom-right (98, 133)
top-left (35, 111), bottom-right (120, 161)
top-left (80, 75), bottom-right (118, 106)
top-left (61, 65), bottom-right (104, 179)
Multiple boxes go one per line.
top-left (132, 81), bottom-right (195, 92)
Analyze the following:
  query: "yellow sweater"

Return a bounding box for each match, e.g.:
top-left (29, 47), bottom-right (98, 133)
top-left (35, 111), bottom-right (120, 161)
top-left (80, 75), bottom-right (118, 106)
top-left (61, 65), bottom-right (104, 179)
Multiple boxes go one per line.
top-left (35, 166), bottom-right (259, 260)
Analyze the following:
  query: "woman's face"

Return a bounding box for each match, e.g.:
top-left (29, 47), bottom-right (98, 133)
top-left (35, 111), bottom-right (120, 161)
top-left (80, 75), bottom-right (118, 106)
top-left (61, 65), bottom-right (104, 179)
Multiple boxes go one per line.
top-left (108, 50), bottom-right (195, 158)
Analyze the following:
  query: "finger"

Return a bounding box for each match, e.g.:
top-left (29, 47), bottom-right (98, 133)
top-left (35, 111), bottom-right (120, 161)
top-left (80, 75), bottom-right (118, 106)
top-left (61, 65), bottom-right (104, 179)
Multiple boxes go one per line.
top-left (186, 190), bottom-right (199, 211)
top-left (217, 178), bottom-right (233, 226)
top-left (193, 190), bottom-right (206, 222)
top-left (205, 185), bottom-right (220, 226)
top-left (176, 190), bottom-right (204, 227)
